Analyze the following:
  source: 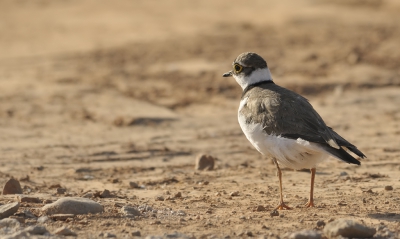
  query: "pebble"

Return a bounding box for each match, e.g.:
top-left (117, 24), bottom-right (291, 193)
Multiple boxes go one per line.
top-left (54, 226), bottom-right (77, 236)
top-left (174, 192), bottom-right (182, 198)
top-left (270, 210), bottom-right (279, 217)
top-left (230, 191), bottom-right (239, 196)
top-left (41, 197), bottom-right (103, 215)
top-left (129, 182), bottom-right (139, 188)
top-left (23, 210), bottom-right (37, 218)
top-left (56, 187), bottom-right (67, 194)
top-left (255, 205), bottom-right (266, 211)
top-left (0, 202), bottom-right (20, 219)
top-left (50, 214), bottom-right (75, 221)
top-left (323, 219), bottom-right (376, 238)
top-left (9, 216), bottom-right (24, 224)
top-left (316, 220), bottom-right (326, 228)
top-left (155, 196), bottom-right (165, 201)
top-left (104, 232), bottom-right (117, 238)
top-left (195, 154), bottom-right (215, 170)
top-left (17, 195), bottom-right (41, 203)
top-left (2, 178), bottom-right (23, 195)
top-left (37, 216), bottom-right (51, 223)
top-left (384, 185), bottom-right (393, 191)
top-left (289, 230), bottom-right (321, 239)
top-left (131, 231), bottom-right (141, 236)
top-left (121, 206), bottom-right (141, 217)
top-left (22, 225), bottom-right (48, 235)
top-left (82, 192), bottom-right (94, 198)
top-left (100, 189), bottom-right (111, 198)
top-left (0, 218), bottom-right (20, 229)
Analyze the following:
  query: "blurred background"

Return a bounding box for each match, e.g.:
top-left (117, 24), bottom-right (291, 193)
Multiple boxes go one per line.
top-left (0, 0), bottom-right (400, 237)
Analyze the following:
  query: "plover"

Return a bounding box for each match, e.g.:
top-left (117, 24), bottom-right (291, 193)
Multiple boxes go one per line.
top-left (223, 52), bottom-right (366, 210)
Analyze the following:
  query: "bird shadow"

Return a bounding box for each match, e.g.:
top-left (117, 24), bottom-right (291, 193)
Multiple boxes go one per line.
top-left (368, 212), bottom-right (400, 222)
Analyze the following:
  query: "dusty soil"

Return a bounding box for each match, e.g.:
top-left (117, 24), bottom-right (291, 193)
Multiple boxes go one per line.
top-left (1, 0), bottom-right (400, 238)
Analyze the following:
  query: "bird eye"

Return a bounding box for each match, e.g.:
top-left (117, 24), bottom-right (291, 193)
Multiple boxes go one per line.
top-left (233, 64), bottom-right (243, 73)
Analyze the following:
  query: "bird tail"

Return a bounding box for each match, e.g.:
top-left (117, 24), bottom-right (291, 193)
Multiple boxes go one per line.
top-left (321, 145), bottom-right (362, 165)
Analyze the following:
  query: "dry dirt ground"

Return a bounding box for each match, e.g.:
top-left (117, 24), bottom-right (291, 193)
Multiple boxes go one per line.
top-left (1, 0), bottom-right (400, 238)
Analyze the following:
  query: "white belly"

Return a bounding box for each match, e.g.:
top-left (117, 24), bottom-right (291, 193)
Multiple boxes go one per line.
top-left (238, 113), bottom-right (330, 170)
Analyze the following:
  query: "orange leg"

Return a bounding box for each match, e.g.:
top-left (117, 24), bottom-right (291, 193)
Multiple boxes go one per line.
top-left (304, 168), bottom-right (316, 208)
top-left (274, 161), bottom-right (292, 210)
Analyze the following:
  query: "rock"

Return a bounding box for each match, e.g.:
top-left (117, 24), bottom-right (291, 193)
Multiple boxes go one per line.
top-left (131, 231), bottom-right (141, 236)
top-left (195, 154), bottom-right (215, 171)
top-left (56, 187), bottom-right (67, 194)
top-left (255, 205), bottom-right (266, 211)
top-left (384, 185), bottom-right (393, 191)
top-left (9, 216), bottom-right (24, 223)
top-left (270, 210), bottom-right (279, 217)
top-left (23, 225), bottom-right (48, 235)
top-left (50, 214), bottom-right (75, 221)
top-left (0, 218), bottom-right (20, 229)
top-left (100, 189), bottom-right (111, 198)
top-left (104, 232), bottom-right (116, 238)
top-left (41, 197), bottom-right (103, 215)
top-left (316, 220), bottom-right (326, 228)
top-left (2, 178), bottom-right (23, 195)
top-left (121, 206), bottom-right (141, 217)
top-left (324, 219), bottom-right (376, 238)
top-left (0, 202), bottom-right (20, 219)
top-left (230, 191), bottom-right (239, 196)
top-left (37, 216), bottom-right (51, 223)
top-left (23, 210), bottom-right (37, 218)
top-left (289, 230), bottom-right (321, 239)
top-left (129, 182), bottom-right (139, 188)
top-left (82, 192), bottom-right (94, 198)
top-left (155, 195), bottom-right (165, 201)
top-left (17, 195), bottom-right (41, 203)
top-left (54, 226), bottom-right (77, 236)
top-left (174, 192), bottom-right (182, 198)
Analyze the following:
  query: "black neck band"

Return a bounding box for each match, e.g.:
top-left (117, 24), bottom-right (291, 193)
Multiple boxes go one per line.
top-left (242, 80), bottom-right (274, 97)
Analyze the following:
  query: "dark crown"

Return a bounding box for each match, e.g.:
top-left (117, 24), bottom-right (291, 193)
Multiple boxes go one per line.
top-left (234, 52), bottom-right (268, 68)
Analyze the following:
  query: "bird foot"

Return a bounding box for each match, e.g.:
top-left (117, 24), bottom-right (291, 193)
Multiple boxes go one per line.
top-left (276, 202), bottom-right (292, 210)
top-left (304, 200), bottom-right (315, 208)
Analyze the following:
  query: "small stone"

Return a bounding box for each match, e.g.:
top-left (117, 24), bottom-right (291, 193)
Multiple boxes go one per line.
top-left (255, 205), bottom-right (266, 211)
top-left (23, 225), bottom-right (48, 235)
top-left (121, 206), bottom-right (141, 217)
top-left (100, 189), bottom-right (111, 198)
top-left (2, 178), bottom-right (23, 195)
top-left (17, 195), bottom-right (41, 203)
top-left (324, 219), bottom-right (376, 238)
top-left (37, 216), bottom-right (50, 223)
top-left (384, 186), bottom-right (393, 191)
top-left (363, 198), bottom-right (367, 203)
top-left (317, 220), bottom-right (326, 228)
top-left (289, 230), bottom-right (321, 239)
top-left (270, 210), bottom-right (279, 217)
top-left (155, 196), bottom-right (164, 201)
top-left (174, 192), bottom-right (182, 198)
top-left (54, 226), bottom-right (77, 236)
top-left (41, 197), bottom-right (103, 215)
top-left (0, 218), bottom-right (20, 229)
top-left (0, 202), bottom-right (20, 219)
top-left (129, 182), bottom-right (139, 188)
top-left (56, 188), bottom-right (66, 194)
top-left (215, 192), bottom-right (221, 196)
top-left (150, 220), bottom-right (161, 225)
top-left (246, 231), bottom-right (253, 236)
top-left (82, 192), bottom-right (93, 198)
top-left (339, 171), bottom-right (348, 176)
top-left (230, 191), bottom-right (239, 196)
top-left (23, 210), bottom-right (37, 218)
top-left (195, 154), bottom-right (215, 171)
top-left (104, 232), bottom-right (117, 238)
top-left (131, 231), bottom-right (141, 236)
top-left (50, 214), bottom-right (75, 221)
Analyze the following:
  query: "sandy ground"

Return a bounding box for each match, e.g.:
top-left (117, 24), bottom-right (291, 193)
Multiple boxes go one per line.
top-left (1, 0), bottom-right (400, 238)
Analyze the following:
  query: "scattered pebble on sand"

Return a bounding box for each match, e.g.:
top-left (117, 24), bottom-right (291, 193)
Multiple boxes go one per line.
top-left (0, 202), bottom-right (20, 219)
top-left (323, 219), bottom-right (376, 238)
top-left (2, 178), bottom-right (23, 195)
top-left (41, 197), bottom-right (103, 215)
top-left (195, 154), bottom-right (215, 171)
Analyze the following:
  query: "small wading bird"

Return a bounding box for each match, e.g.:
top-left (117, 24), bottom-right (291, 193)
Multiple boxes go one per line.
top-left (223, 52), bottom-right (366, 210)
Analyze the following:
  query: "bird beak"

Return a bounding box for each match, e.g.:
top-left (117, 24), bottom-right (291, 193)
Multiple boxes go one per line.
top-left (222, 71), bottom-right (232, 77)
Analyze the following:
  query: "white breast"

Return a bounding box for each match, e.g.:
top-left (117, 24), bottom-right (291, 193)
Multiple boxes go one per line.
top-left (238, 98), bottom-right (330, 170)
